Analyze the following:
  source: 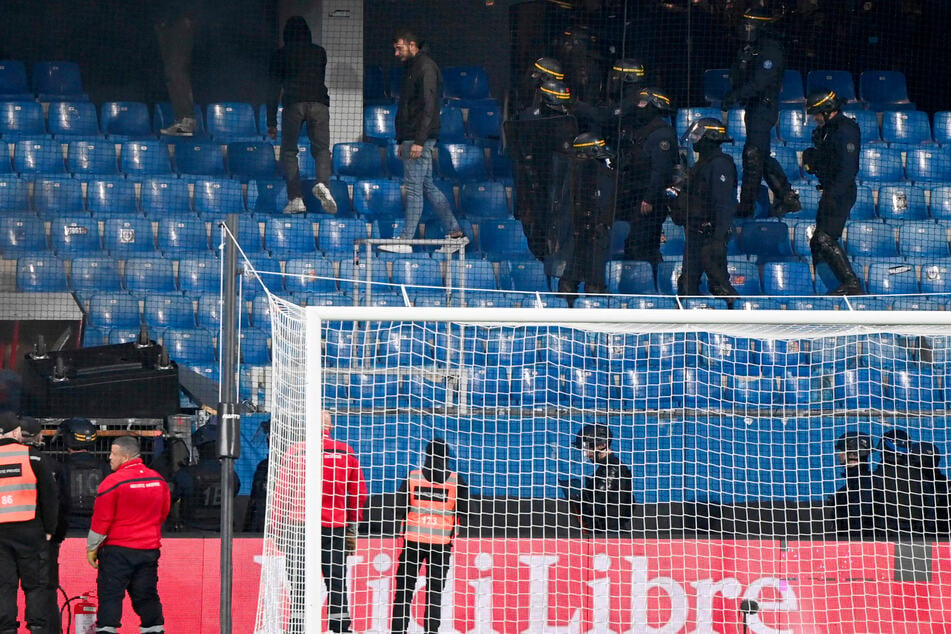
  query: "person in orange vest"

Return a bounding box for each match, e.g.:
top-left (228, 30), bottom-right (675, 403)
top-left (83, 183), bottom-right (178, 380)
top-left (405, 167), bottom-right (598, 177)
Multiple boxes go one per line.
top-left (273, 410), bottom-right (367, 634)
top-left (391, 438), bottom-right (468, 634)
top-left (0, 411), bottom-right (59, 634)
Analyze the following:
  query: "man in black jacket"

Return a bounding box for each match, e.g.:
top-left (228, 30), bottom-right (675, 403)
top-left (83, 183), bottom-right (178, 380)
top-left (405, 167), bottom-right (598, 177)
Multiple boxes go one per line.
top-left (382, 30), bottom-right (465, 254)
top-left (826, 431), bottom-right (876, 540)
top-left (267, 16), bottom-right (337, 215)
top-left (562, 423), bottom-right (633, 533)
top-left (0, 412), bottom-right (59, 634)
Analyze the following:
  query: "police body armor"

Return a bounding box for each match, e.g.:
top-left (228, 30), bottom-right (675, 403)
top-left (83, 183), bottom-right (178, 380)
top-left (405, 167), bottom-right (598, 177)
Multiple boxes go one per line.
top-left (546, 150), bottom-right (616, 288)
top-left (180, 459), bottom-right (225, 530)
top-left (63, 452), bottom-right (106, 528)
top-left (671, 153), bottom-right (719, 228)
top-left (615, 117), bottom-right (671, 217)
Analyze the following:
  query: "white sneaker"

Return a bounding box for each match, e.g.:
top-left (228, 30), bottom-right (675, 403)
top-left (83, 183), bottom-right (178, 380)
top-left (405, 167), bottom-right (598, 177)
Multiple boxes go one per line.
top-left (312, 182), bottom-right (338, 214)
top-left (378, 243), bottom-right (412, 254)
top-left (160, 116), bottom-right (196, 136)
top-left (283, 197), bottom-right (306, 214)
top-left (436, 235), bottom-right (469, 254)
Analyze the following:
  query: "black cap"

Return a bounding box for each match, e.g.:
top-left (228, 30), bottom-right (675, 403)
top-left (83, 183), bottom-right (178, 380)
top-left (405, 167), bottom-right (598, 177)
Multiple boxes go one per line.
top-left (18, 416), bottom-right (42, 438)
top-left (0, 411), bottom-right (21, 434)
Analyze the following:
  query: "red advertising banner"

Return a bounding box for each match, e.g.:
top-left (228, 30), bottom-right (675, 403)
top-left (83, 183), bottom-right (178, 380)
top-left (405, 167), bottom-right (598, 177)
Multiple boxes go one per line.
top-left (22, 538), bottom-right (951, 633)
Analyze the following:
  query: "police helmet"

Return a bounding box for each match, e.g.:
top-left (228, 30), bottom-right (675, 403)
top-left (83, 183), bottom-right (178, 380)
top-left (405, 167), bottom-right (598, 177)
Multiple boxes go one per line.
top-left (61, 417), bottom-right (97, 449)
top-left (571, 132), bottom-right (612, 160)
top-left (806, 89), bottom-right (841, 115)
top-left (637, 87), bottom-right (673, 113)
top-left (740, 5), bottom-right (774, 43)
top-left (192, 423), bottom-right (218, 448)
top-left (682, 117), bottom-right (733, 146)
top-left (834, 431), bottom-right (872, 458)
top-left (573, 423), bottom-right (612, 450)
top-left (610, 58), bottom-right (646, 86)
top-left (531, 57), bottom-right (564, 81)
top-left (539, 79), bottom-right (572, 109)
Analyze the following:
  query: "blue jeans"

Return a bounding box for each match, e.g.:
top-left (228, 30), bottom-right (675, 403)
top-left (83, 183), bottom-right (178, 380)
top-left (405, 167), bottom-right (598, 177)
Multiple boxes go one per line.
top-left (400, 139), bottom-right (461, 239)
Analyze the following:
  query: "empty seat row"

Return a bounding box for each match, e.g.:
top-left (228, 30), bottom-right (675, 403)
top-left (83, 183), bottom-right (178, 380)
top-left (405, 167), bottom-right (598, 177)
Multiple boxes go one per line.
top-left (0, 60), bottom-right (87, 102)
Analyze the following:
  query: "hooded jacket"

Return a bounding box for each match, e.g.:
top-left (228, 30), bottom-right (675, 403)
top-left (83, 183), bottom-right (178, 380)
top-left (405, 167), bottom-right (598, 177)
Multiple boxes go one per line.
top-left (266, 16), bottom-right (330, 128)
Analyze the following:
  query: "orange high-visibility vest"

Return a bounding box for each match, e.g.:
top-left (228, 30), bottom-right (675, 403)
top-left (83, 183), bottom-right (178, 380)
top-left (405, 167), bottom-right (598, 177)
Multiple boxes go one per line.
top-left (0, 444), bottom-right (37, 523)
top-left (404, 469), bottom-right (458, 545)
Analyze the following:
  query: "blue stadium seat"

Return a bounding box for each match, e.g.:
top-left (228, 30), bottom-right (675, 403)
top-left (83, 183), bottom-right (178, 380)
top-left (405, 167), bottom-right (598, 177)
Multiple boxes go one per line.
top-left (439, 105), bottom-right (467, 142)
top-left (144, 293), bottom-right (195, 329)
top-left (845, 221), bottom-right (898, 257)
top-left (448, 259), bottom-right (498, 290)
top-left (777, 108), bottom-right (817, 148)
top-left (468, 106), bottom-right (502, 142)
top-left (140, 177), bottom-right (191, 215)
top-left (66, 140), bottom-right (117, 176)
top-left (16, 254), bottom-right (67, 292)
top-left (205, 102), bottom-right (260, 142)
top-left (69, 255), bottom-right (122, 299)
top-left (866, 261), bottom-right (918, 294)
top-left (383, 141), bottom-right (403, 178)
top-left (881, 110), bottom-right (933, 146)
top-left (605, 260), bottom-right (657, 294)
top-left (48, 101), bottom-right (100, 138)
top-left (849, 184), bottom-right (878, 221)
top-left (100, 102), bottom-right (153, 139)
top-left (608, 221), bottom-right (630, 259)
top-left (877, 183), bottom-right (928, 221)
top-left (178, 253), bottom-right (220, 297)
top-left (0, 214), bottom-right (46, 256)
top-left (284, 255), bottom-right (336, 294)
top-left (727, 260), bottom-right (761, 295)
top-left (906, 147), bottom-right (951, 184)
top-left (163, 328), bottom-right (216, 364)
top-left (806, 70), bottom-right (857, 103)
top-left (489, 151), bottom-right (512, 183)
top-left (337, 257), bottom-right (389, 295)
top-left (934, 112), bottom-right (951, 147)
top-left (930, 185), bottom-right (951, 221)
top-left (675, 107), bottom-right (720, 140)
top-left (479, 218), bottom-right (532, 260)
top-left (264, 216), bottom-right (317, 256)
top-left (352, 178), bottom-right (403, 220)
top-left (761, 260), bottom-right (814, 296)
top-left (86, 177), bottom-right (139, 216)
top-left (331, 142), bottom-right (384, 181)
top-left (437, 143), bottom-right (487, 182)
top-left (363, 105), bottom-right (396, 146)
top-left (702, 68), bottom-right (731, 108)
top-left (442, 65), bottom-right (491, 103)
top-left (254, 104), bottom-right (308, 140)
top-left (779, 69), bottom-right (805, 109)
top-left (845, 109), bottom-right (882, 146)
top-left (791, 220), bottom-right (816, 257)
top-left (499, 258), bottom-right (548, 292)
top-left (33, 176), bottom-right (83, 217)
top-left (88, 292), bottom-right (141, 329)
top-left (245, 179), bottom-right (287, 215)
top-left (176, 142), bottom-right (227, 177)
top-left (899, 221), bottom-right (948, 259)
top-left (459, 181), bottom-right (508, 220)
top-left (123, 256), bottom-right (176, 296)
top-left (157, 213), bottom-right (208, 255)
top-left (392, 259), bottom-right (444, 289)
top-left (736, 221), bottom-right (793, 260)
top-left (0, 61), bottom-right (31, 99)
top-left (771, 145), bottom-right (801, 181)
top-left (119, 141), bottom-right (173, 177)
top-left (227, 142), bottom-right (277, 180)
top-left (858, 146), bottom-right (904, 183)
top-left (103, 216), bottom-right (155, 256)
top-left (387, 66), bottom-right (404, 99)
top-left (193, 178), bottom-right (245, 217)
top-left (318, 217), bottom-right (370, 255)
top-left (725, 108), bottom-right (747, 143)
top-left (0, 176), bottom-right (29, 211)
top-left (239, 328), bottom-right (270, 365)
top-left (920, 262), bottom-right (951, 294)
top-left (32, 61), bottom-right (87, 101)
top-left (50, 214), bottom-right (100, 255)
top-left (859, 70), bottom-right (915, 112)
top-left (14, 138), bottom-right (64, 174)
top-left (0, 101), bottom-right (45, 138)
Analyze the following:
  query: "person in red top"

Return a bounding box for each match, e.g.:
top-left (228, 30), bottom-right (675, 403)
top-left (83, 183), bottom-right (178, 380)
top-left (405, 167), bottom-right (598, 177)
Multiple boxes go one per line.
top-left (273, 410), bottom-right (367, 634)
top-left (86, 435), bottom-right (171, 634)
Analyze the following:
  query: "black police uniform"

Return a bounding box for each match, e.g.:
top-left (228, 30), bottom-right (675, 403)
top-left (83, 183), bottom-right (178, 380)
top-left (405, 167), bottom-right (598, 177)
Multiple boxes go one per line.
top-left (579, 453), bottom-right (633, 533)
top-left (728, 32), bottom-right (797, 215)
top-left (59, 451), bottom-right (109, 530)
top-left (171, 452), bottom-right (240, 531)
top-left (827, 462), bottom-right (876, 540)
top-left (243, 457), bottom-right (268, 532)
top-left (617, 113), bottom-right (679, 263)
top-left (805, 113), bottom-right (862, 291)
top-left (910, 442), bottom-right (950, 537)
top-left (872, 433), bottom-right (924, 541)
top-left (677, 143), bottom-right (739, 300)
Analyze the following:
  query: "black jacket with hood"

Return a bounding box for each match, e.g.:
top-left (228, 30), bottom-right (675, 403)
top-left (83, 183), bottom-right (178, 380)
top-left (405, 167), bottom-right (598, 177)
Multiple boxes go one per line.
top-left (266, 16), bottom-right (329, 128)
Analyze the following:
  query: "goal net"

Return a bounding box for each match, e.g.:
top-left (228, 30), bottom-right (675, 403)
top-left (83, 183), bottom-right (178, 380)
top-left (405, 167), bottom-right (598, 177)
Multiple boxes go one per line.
top-left (256, 301), bottom-right (951, 634)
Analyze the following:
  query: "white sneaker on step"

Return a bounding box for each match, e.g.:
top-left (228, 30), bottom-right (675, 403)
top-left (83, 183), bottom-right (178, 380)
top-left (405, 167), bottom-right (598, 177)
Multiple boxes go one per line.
top-left (283, 197), bottom-right (306, 214)
top-left (312, 182), bottom-right (338, 214)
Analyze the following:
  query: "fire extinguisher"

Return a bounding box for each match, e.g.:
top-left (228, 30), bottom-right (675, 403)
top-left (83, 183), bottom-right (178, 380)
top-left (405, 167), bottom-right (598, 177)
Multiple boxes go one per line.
top-left (72, 591), bottom-right (97, 634)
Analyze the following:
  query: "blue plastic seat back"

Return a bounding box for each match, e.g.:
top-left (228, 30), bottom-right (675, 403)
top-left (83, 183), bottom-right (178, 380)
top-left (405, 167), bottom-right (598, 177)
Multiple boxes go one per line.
top-left (442, 66), bottom-right (491, 100)
top-left (32, 61), bottom-right (85, 99)
top-left (144, 293), bottom-right (196, 329)
top-left (14, 138), bottom-right (65, 174)
top-left (33, 176), bottom-right (84, 216)
top-left (866, 261), bottom-right (918, 294)
top-left (120, 141), bottom-right (173, 176)
top-left (363, 65), bottom-right (388, 102)
top-left (284, 256), bottom-right (337, 294)
top-left (88, 292), bottom-right (141, 329)
top-left (920, 262), bottom-right (951, 294)
top-left (437, 143), bottom-right (488, 182)
top-left (771, 145), bottom-right (801, 181)
top-left (240, 328), bottom-right (271, 365)
top-left (141, 177), bottom-right (191, 215)
top-left (761, 260), bottom-right (814, 296)
top-left (86, 177), bottom-right (139, 215)
top-left (933, 111), bottom-right (951, 146)
top-left (363, 105), bottom-right (396, 145)
top-left (726, 108), bottom-right (747, 143)
top-left (193, 178), bottom-right (245, 217)
top-left (157, 213), bottom-right (209, 254)
top-left (860, 70), bottom-right (914, 110)
top-left (205, 102), bottom-right (259, 141)
top-left (448, 259), bottom-right (498, 290)
top-left (779, 69), bottom-right (805, 108)
top-left (930, 185), bottom-right (951, 220)
top-left (605, 260), bottom-right (657, 294)
top-left (468, 106), bottom-right (502, 140)
top-left (881, 110), bottom-right (932, 146)
top-left (898, 221), bottom-right (948, 259)
top-left (0, 101), bottom-right (45, 138)
top-left (906, 147), bottom-right (951, 184)
top-left (479, 218), bottom-right (531, 260)
top-left (100, 102), bottom-right (153, 138)
top-left (176, 142), bottom-right (227, 176)
top-left (845, 221), bottom-right (898, 257)
top-left (318, 217), bottom-right (371, 254)
top-left (858, 146), bottom-right (904, 183)
top-left (806, 70), bottom-right (857, 103)
top-left (16, 254), bottom-right (67, 291)
top-left (103, 216), bottom-right (155, 256)
top-left (69, 255), bottom-right (122, 295)
top-left (439, 105), bottom-right (467, 142)
top-left (50, 214), bottom-right (101, 255)
top-left (702, 68), bottom-right (732, 107)
top-left (163, 328), bottom-right (216, 364)
top-left (0, 177), bottom-right (29, 211)
top-left (264, 216), bottom-right (317, 256)
top-left (124, 256), bottom-right (176, 295)
top-left (392, 259), bottom-right (444, 289)
top-left (48, 101), bottom-right (100, 137)
top-left (777, 109), bottom-right (817, 147)
top-left (736, 221), bottom-right (793, 260)
top-left (67, 140), bottom-right (118, 176)
top-left (332, 142), bottom-right (384, 181)
top-left (877, 183), bottom-right (928, 221)
top-left (727, 260), bottom-right (761, 295)
top-left (0, 214), bottom-right (47, 255)
top-left (246, 179), bottom-right (287, 215)
top-left (227, 142), bottom-right (278, 180)
top-left (352, 178), bottom-right (403, 220)
top-left (459, 180), bottom-right (509, 219)
top-left (178, 254), bottom-right (221, 296)
top-left (499, 258), bottom-right (549, 292)
top-left (0, 61), bottom-right (30, 98)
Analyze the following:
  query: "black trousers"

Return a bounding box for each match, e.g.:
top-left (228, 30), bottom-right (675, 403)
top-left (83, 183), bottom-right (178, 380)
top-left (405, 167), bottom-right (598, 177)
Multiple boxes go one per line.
top-left (46, 541), bottom-right (61, 634)
top-left (280, 101), bottom-right (332, 199)
top-left (96, 545), bottom-right (164, 634)
top-left (391, 540), bottom-right (453, 634)
top-left (285, 526), bottom-right (351, 633)
top-left (0, 524), bottom-right (51, 634)
top-left (155, 15), bottom-right (196, 121)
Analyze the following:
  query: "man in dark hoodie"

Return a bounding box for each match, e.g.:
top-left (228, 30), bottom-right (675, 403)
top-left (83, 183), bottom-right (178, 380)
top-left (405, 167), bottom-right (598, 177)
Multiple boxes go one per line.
top-left (382, 30), bottom-right (465, 254)
top-left (826, 431), bottom-right (876, 540)
top-left (391, 438), bottom-right (468, 634)
top-left (267, 16), bottom-right (337, 215)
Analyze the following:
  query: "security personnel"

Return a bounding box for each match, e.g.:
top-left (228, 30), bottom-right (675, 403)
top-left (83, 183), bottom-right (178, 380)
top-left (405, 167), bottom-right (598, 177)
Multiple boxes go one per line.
top-left (675, 118), bottom-right (740, 306)
top-left (243, 419), bottom-right (270, 533)
top-left (911, 442), bottom-right (950, 537)
top-left (171, 422), bottom-right (239, 531)
top-left (565, 423), bottom-right (632, 533)
top-left (616, 87), bottom-right (679, 265)
top-left (519, 77), bottom-right (573, 120)
top-left (87, 436), bottom-right (171, 634)
top-left (826, 431), bottom-right (876, 540)
top-left (57, 417), bottom-right (109, 530)
top-left (872, 428), bottom-right (923, 541)
top-left (547, 132), bottom-right (616, 303)
top-left (0, 412), bottom-right (59, 634)
top-left (604, 57), bottom-right (645, 110)
top-left (522, 56), bottom-right (564, 111)
top-left (723, 5), bottom-right (801, 218)
top-left (391, 438), bottom-right (468, 634)
top-left (557, 24), bottom-right (603, 105)
top-left (802, 88), bottom-right (863, 295)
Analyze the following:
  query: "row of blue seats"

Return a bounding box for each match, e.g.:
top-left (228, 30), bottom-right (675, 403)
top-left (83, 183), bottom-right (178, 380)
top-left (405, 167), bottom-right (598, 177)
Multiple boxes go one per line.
top-left (364, 64), bottom-right (496, 105)
top-left (363, 103), bottom-right (501, 147)
top-left (702, 68), bottom-right (916, 113)
top-left (0, 60), bottom-right (87, 102)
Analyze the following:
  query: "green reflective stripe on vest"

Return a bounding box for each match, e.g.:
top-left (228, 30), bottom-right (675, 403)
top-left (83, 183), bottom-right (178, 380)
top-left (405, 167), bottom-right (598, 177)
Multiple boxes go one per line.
top-left (407, 524), bottom-right (454, 538)
top-left (0, 504), bottom-right (36, 514)
top-left (408, 506), bottom-right (455, 517)
top-left (0, 483), bottom-right (37, 493)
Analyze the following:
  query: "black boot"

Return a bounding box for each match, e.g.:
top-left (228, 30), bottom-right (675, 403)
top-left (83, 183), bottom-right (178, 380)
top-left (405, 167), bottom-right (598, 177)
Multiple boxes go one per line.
top-left (813, 230), bottom-right (863, 295)
top-left (764, 158), bottom-right (802, 217)
top-left (769, 188), bottom-right (802, 217)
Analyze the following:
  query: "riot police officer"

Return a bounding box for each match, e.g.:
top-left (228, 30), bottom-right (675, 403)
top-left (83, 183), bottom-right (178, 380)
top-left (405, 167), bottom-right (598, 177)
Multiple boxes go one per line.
top-left (171, 422), bottom-right (239, 531)
top-left (604, 57), bottom-right (645, 109)
top-left (547, 132), bottom-right (616, 303)
top-left (872, 428), bottom-right (922, 540)
top-left (57, 417), bottom-right (109, 530)
top-left (674, 118), bottom-right (739, 306)
top-left (243, 419), bottom-right (270, 533)
top-left (911, 441), bottom-right (950, 537)
top-left (521, 56), bottom-right (564, 111)
top-left (616, 86), bottom-right (678, 265)
top-left (564, 423), bottom-right (632, 533)
top-left (723, 5), bottom-right (801, 218)
top-left (826, 431), bottom-right (875, 540)
top-left (802, 88), bottom-right (863, 295)
top-left (556, 24), bottom-right (603, 105)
